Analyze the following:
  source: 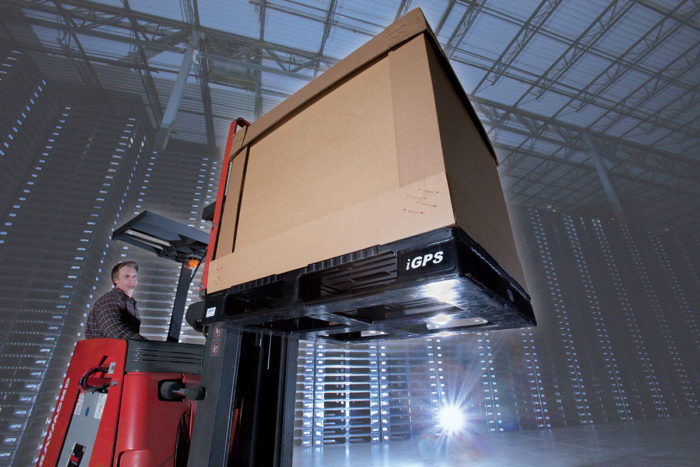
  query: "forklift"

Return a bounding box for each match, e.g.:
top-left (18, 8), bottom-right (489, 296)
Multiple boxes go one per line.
top-left (38, 10), bottom-right (538, 465)
top-left (37, 120), bottom-right (535, 466)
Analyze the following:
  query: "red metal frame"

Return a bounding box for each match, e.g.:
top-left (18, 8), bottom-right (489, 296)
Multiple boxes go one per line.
top-left (113, 372), bottom-right (199, 466)
top-left (37, 339), bottom-right (128, 466)
top-left (37, 339), bottom-right (200, 467)
top-left (201, 118), bottom-right (250, 292)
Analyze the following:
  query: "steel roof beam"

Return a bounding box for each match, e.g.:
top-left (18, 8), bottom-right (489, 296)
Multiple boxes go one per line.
top-left (501, 171), bottom-right (601, 210)
top-left (442, 2), bottom-right (696, 147)
top-left (476, 0), bottom-right (632, 145)
top-left (527, 0), bottom-right (633, 100)
top-left (473, 0), bottom-right (563, 93)
top-left (498, 142), bottom-right (698, 204)
top-left (5, 1), bottom-right (338, 74)
top-left (183, 0), bottom-right (216, 150)
top-left (2, 4), bottom-right (337, 92)
top-left (254, 0), bottom-right (265, 118)
top-left (523, 0), bottom-right (697, 147)
top-left (566, 2), bottom-right (692, 111)
top-left (582, 133), bottom-right (627, 223)
top-left (641, 86), bottom-right (700, 147)
top-left (485, 129), bottom-right (697, 202)
top-left (7, 31), bottom-right (316, 94)
top-left (636, 0), bottom-right (700, 32)
top-left (475, 97), bottom-right (700, 184)
top-left (154, 42), bottom-right (196, 150)
top-left (448, 54), bottom-right (694, 144)
top-left (13, 0), bottom-right (693, 148)
top-left (2, 10), bottom-right (181, 57)
top-left (443, 0), bottom-right (487, 57)
top-left (17, 0), bottom-right (183, 40)
top-left (51, 1), bottom-right (106, 101)
top-left (433, 0), bottom-right (456, 35)
top-left (395, 0), bottom-right (413, 22)
top-left (315, 0), bottom-right (337, 77)
top-left (122, 0), bottom-right (164, 125)
top-left (117, 28), bottom-right (191, 64)
top-left (593, 42), bottom-right (700, 138)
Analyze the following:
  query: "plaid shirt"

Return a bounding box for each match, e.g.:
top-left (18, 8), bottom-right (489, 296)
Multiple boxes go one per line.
top-left (85, 287), bottom-right (146, 340)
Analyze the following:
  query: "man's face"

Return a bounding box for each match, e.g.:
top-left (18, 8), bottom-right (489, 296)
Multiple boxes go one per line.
top-left (114, 266), bottom-right (138, 297)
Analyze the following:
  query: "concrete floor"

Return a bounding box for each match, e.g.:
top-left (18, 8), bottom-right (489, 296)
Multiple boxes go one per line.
top-left (293, 416), bottom-right (700, 466)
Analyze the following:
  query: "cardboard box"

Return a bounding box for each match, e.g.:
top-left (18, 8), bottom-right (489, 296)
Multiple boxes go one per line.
top-left (209, 8), bottom-right (526, 294)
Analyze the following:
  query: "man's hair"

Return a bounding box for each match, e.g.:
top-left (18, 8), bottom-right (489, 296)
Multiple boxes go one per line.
top-left (111, 261), bottom-right (139, 285)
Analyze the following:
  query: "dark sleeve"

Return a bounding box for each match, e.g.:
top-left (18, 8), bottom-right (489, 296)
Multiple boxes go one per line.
top-left (92, 297), bottom-right (146, 340)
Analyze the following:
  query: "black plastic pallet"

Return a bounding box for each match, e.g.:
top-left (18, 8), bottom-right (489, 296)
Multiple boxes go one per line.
top-left (200, 227), bottom-right (536, 341)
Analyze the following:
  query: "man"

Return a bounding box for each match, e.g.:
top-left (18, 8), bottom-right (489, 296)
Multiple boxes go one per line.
top-left (85, 260), bottom-right (147, 340)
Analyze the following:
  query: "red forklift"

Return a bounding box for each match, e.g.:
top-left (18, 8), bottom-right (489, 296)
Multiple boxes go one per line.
top-left (36, 209), bottom-right (209, 466)
top-left (37, 118), bottom-right (535, 466)
top-left (37, 9), bottom-right (540, 465)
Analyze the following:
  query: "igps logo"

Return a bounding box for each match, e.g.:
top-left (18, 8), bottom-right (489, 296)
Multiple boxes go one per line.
top-left (405, 250), bottom-right (444, 271)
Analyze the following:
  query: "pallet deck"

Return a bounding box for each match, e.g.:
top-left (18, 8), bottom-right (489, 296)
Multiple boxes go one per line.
top-left (200, 227), bottom-right (535, 341)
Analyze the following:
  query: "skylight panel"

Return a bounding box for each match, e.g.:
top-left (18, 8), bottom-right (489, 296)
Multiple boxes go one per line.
top-left (262, 93), bottom-right (286, 115)
top-left (431, 1), bottom-right (466, 42)
top-left (321, 25), bottom-right (371, 60)
top-left (545, 0), bottom-right (603, 38)
top-left (74, 34), bottom-right (132, 59)
top-left (264, 9), bottom-right (325, 53)
top-left (127, 0), bottom-right (183, 22)
top-left (602, 68), bottom-right (650, 101)
top-left (556, 102), bottom-right (607, 127)
top-left (473, 75), bottom-right (532, 105)
top-left (530, 139), bottom-right (566, 157)
top-left (641, 47), bottom-right (685, 80)
top-left (519, 91), bottom-right (574, 118)
top-left (408, 0), bottom-right (450, 29)
top-left (453, 13), bottom-right (521, 64)
top-left (593, 5), bottom-right (661, 57)
top-left (209, 83), bottom-right (255, 109)
top-left (602, 115), bottom-right (644, 137)
top-left (491, 128), bottom-right (529, 147)
top-left (329, 12), bottom-right (383, 38)
top-left (149, 51), bottom-right (192, 69)
top-left (335, 0), bottom-right (402, 26)
top-left (21, 8), bottom-right (60, 23)
top-left (451, 60), bottom-right (488, 95)
top-left (261, 67), bottom-right (310, 97)
top-left (486, 0), bottom-right (543, 22)
top-left (88, 0), bottom-right (123, 7)
top-left (29, 25), bottom-right (62, 47)
top-left (511, 34), bottom-right (569, 77)
top-left (641, 82), bottom-right (687, 115)
top-left (91, 24), bottom-right (133, 39)
top-left (567, 149), bottom-right (590, 164)
top-left (558, 52), bottom-right (610, 89)
top-left (200, 0), bottom-right (260, 39)
top-left (652, 132), bottom-right (696, 155)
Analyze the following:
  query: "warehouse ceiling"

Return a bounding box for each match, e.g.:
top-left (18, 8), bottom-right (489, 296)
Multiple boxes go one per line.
top-left (1, 0), bottom-right (699, 235)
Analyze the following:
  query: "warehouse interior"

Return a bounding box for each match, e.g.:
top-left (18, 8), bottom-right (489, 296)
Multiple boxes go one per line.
top-left (0, 0), bottom-right (698, 465)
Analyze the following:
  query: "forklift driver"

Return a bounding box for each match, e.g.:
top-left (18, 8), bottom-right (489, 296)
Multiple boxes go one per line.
top-left (85, 261), bottom-right (147, 340)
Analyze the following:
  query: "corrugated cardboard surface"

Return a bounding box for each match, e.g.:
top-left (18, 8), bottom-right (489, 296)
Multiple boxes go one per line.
top-left (389, 35), bottom-right (445, 186)
top-left (215, 149), bottom-right (247, 256)
top-left (209, 9), bottom-right (526, 293)
top-left (228, 9), bottom-right (430, 159)
top-left (424, 39), bottom-right (527, 289)
top-left (234, 57), bottom-right (400, 250)
top-left (208, 173), bottom-right (455, 292)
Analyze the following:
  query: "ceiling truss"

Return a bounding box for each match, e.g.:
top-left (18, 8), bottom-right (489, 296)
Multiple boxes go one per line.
top-left (1, 0), bottom-right (698, 234)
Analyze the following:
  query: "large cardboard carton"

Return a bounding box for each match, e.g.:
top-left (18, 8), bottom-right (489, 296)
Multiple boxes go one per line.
top-left (208, 9), bottom-right (526, 294)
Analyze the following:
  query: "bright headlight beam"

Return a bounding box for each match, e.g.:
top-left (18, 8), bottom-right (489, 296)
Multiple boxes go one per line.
top-left (422, 279), bottom-right (462, 306)
top-left (429, 313), bottom-right (452, 325)
top-left (437, 404), bottom-right (466, 435)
